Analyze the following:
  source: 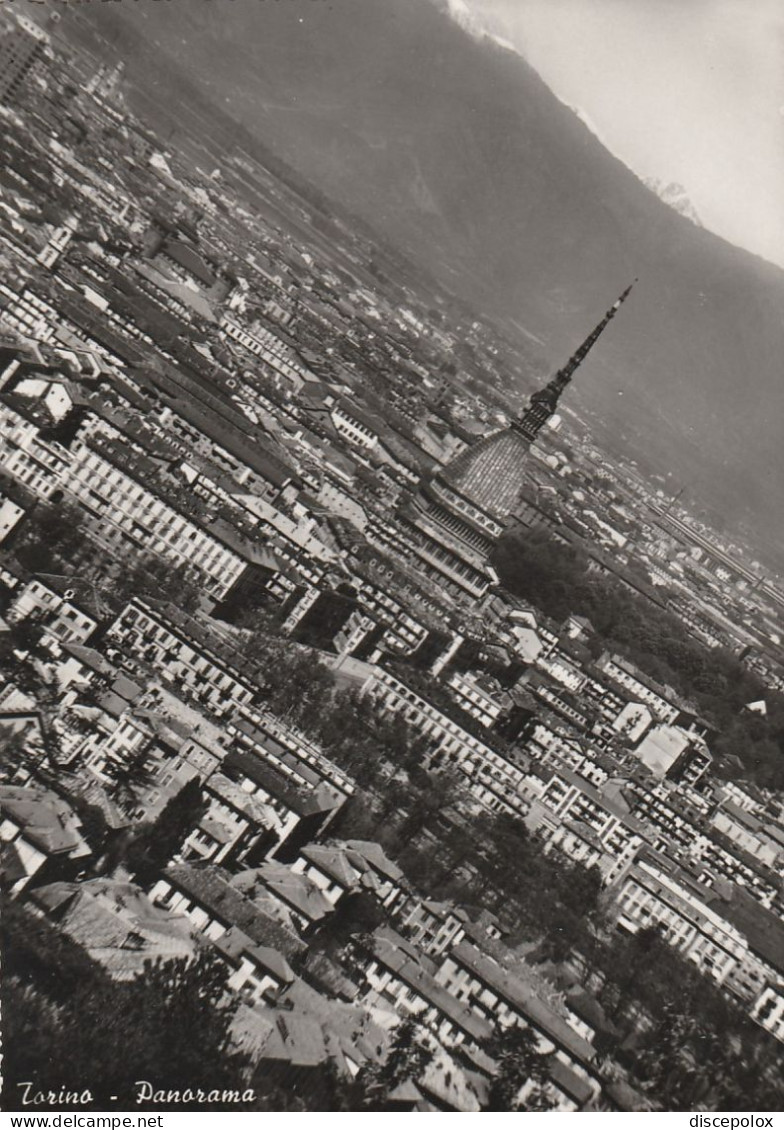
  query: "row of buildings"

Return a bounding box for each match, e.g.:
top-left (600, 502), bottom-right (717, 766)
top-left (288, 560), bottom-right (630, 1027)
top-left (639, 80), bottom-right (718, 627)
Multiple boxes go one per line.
top-left (1, 10), bottom-right (782, 1110)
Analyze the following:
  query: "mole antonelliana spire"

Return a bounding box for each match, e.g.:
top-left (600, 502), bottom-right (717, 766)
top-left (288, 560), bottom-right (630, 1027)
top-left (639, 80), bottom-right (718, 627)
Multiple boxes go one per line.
top-left (398, 282), bottom-right (637, 602)
top-left (515, 279), bottom-right (637, 443)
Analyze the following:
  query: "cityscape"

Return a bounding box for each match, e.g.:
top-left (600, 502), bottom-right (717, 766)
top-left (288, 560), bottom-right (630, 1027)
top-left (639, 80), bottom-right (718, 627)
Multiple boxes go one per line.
top-left (1, 2), bottom-right (783, 1114)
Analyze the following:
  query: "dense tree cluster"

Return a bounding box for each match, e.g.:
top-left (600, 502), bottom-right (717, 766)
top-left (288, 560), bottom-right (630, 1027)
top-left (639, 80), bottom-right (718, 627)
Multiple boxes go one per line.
top-left (485, 1023), bottom-right (554, 1111)
top-left (493, 527), bottom-right (784, 788)
top-left (228, 633), bottom-right (784, 1109)
top-left (3, 550), bottom-right (780, 1112)
top-left (0, 902), bottom-right (252, 1111)
top-left (112, 778), bottom-right (209, 883)
top-left (585, 928), bottom-right (782, 1111)
top-left (331, 1019), bottom-right (433, 1110)
top-left (393, 809), bottom-right (603, 961)
top-left (11, 500), bottom-right (90, 575)
top-left (111, 555), bottom-right (206, 613)
top-left (2, 498), bottom-right (205, 618)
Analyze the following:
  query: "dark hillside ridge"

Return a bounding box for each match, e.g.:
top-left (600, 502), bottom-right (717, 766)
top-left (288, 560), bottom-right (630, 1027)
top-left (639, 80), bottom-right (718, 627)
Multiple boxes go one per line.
top-left (77, 0), bottom-right (784, 559)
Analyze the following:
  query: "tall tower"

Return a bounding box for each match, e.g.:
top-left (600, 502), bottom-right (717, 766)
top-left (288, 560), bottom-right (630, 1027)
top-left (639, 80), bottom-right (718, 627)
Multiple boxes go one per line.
top-left (515, 280), bottom-right (636, 443)
top-left (393, 282), bottom-right (636, 603)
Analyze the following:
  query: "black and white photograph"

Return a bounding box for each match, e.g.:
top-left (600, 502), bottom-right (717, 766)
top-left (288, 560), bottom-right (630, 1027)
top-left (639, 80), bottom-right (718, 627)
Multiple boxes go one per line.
top-left (0, 0), bottom-right (782, 1116)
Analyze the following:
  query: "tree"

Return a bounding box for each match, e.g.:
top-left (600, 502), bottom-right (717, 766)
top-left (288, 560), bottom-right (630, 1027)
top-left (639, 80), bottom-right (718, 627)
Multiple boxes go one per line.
top-left (114, 555), bottom-right (205, 614)
top-left (387, 768), bottom-right (462, 851)
top-left (123, 778), bottom-right (208, 884)
top-left (0, 731), bottom-right (34, 779)
top-left (348, 1019), bottom-right (432, 1110)
top-left (13, 500), bottom-right (88, 573)
top-left (266, 651), bottom-right (335, 724)
top-left (493, 526), bottom-right (784, 788)
top-left (485, 1023), bottom-right (554, 1112)
top-left (104, 748), bottom-right (155, 815)
top-left (307, 890), bottom-right (387, 959)
top-left (1, 935), bottom-right (252, 1111)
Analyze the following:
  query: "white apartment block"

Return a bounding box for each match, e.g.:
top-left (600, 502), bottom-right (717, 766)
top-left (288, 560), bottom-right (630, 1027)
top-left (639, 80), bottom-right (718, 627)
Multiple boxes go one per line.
top-left (0, 285), bottom-right (58, 342)
top-left (6, 577), bottom-right (97, 645)
top-left (36, 218), bottom-right (77, 271)
top-left (434, 943), bottom-right (600, 1096)
top-left (524, 724), bottom-right (609, 790)
top-left (106, 600), bottom-right (354, 803)
top-left (597, 655), bottom-right (681, 724)
top-left (335, 658), bottom-right (529, 817)
top-left (63, 440), bottom-right (247, 599)
top-left (227, 706), bottom-right (355, 801)
top-left (751, 984), bottom-right (784, 1044)
top-left (107, 599), bottom-right (257, 717)
top-left (80, 712), bottom-right (151, 780)
top-left (447, 671), bottom-right (503, 729)
top-left (614, 859), bottom-right (751, 989)
top-left (219, 314), bottom-right (305, 388)
top-left (0, 410), bottom-right (70, 497)
top-left (539, 652), bottom-right (588, 694)
top-left (628, 786), bottom-right (777, 908)
top-left (530, 771), bottom-right (644, 884)
top-left (0, 495), bottom-right (24, 543)
top-left (0, 401), bottom-right (247, 599)
top-left (329, 403), bottom-right (379, 451)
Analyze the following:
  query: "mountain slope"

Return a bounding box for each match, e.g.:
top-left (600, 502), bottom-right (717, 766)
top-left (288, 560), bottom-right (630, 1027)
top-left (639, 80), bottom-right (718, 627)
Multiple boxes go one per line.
top-left (77, 0), bottom-right (784, 555)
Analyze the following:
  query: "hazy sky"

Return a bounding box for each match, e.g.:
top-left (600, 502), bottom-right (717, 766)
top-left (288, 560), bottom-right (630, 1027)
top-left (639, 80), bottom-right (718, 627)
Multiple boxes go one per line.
top-left (464, 0), bottom-right (784, 269)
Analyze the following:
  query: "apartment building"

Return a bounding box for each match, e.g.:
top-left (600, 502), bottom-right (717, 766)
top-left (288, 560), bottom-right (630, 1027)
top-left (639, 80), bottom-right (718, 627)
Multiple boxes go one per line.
top-left (751, 983), bottom-right (784, 1044)
top-left (434, 943), bottom-right (600, 1097)
top-left (6, 574), bottom-right (99, 645)
top-left (613, 857), bottom-right (754, 991)
top-left (447, 672), bottom-right (504, 730)
top-left (596, 654), bottom-right (682, 724)
top-left (106, 599), bottom-right (258, 716)
top-left (0, 397), bottom-right (251, 600)
top-left (333, 657), bottom-right (530, 817)
top-left (329, 400), bottom-right (380, 452)
top-left (527, 766), bottom-right (646, 885)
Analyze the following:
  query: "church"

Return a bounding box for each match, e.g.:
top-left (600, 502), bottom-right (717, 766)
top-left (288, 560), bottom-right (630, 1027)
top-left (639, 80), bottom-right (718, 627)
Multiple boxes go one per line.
top-left (397, 282), bottom-right (636, 603)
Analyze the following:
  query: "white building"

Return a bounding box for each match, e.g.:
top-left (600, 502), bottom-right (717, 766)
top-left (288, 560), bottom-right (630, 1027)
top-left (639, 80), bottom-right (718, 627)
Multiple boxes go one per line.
top-left (751, 984), bottom-right (784, 1044)
top-left (0, 400), bottom-right (249, 600)
top-left (0, 495), bottom-right (24, 543)
top-left (333, 656), bottom-right (529, 818)
top-left (614, 858), bottom-right (751, 989)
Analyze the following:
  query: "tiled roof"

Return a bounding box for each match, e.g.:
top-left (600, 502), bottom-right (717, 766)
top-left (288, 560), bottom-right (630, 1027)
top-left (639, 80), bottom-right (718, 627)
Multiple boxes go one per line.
top-left (259, 1012), bottom-right (330, 1068)
top-left (162, 865), bottom-right (305, 958)
top-left (299, 844), bottom-right (361, 889)
top-left (231, 863), bottom-right (334, 924)
top-left (30, 878), bottom-right (197, 979)
top-left (0, 784), bottom-right (90, 857)
top-left (438, 426), bottom-right (532, 520)
top-left (97, 692), bottom-right (130, 718)
top-left (215, 925), bottom-right (295, 985)
top-left (708, 886), bottom-right (784, 974)
top-left (369, 930), bottom-right (491, 1044)
top-left (547, 1056), bottom-right (595, 1107)
top-left (222, 749), bottom-right (317, 817)
top-left (449, 943), bottom-right (596, 1067)
top-left (342, 840), bottom-right (406, 884)
top-left (134, 262), bottom-right (217, 322)
top-left (31, 574), bottom-right (107, 621)
top-left (205, 774), bottom-right (275, 829)
top-left (65, 777), bottom-right (131, 831)
top-left (161, 240), bottom-right (217, 289)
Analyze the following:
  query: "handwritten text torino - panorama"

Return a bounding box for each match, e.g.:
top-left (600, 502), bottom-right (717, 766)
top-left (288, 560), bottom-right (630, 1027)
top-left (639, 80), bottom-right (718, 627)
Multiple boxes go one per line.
top-left (16, 1083), bottom-right (257, 1107)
